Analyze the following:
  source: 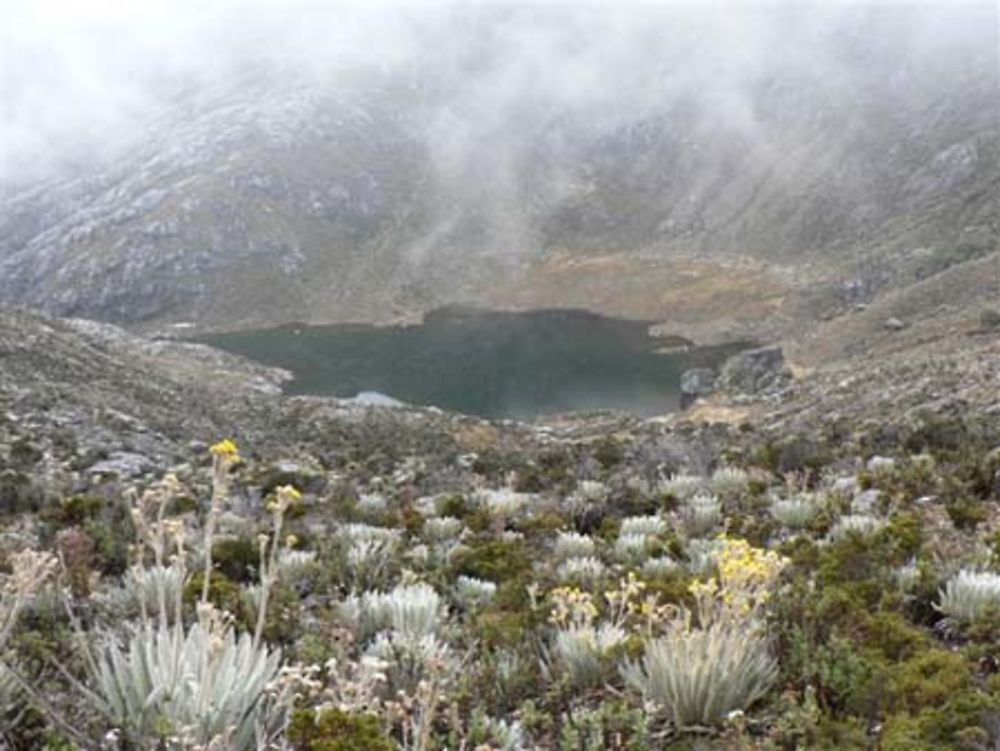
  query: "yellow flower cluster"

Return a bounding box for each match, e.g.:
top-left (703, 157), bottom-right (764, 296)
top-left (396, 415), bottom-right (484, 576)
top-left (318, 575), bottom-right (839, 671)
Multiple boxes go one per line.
top-left (717, 537), bottom-right (786, 596)
top-left (549, 586), bottom-right (599, 628)
top-left (689, 536), bottom-right (788, 621)
top-left (550, 572), bottom-right (678, 638)
top-left (210, 438), bottom-right (240, 462)
top-left (267, 484), bottom-right (302, 514)
top-left (606, 571), bottom-right (672, 630)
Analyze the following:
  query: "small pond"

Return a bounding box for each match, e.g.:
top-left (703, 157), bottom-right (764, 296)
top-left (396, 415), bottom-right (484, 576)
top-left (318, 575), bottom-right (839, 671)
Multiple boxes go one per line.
top-left (197, 307), bottom-right (747, 418)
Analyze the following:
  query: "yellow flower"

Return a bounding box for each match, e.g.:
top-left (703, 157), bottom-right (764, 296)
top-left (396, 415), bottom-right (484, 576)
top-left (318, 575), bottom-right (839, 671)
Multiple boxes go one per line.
top-left (285, 534), bottom-right (299, 548)
top-left (276, 485), bottom-right (302, 502)
top-left (210, 439), bottom-right (240, 461)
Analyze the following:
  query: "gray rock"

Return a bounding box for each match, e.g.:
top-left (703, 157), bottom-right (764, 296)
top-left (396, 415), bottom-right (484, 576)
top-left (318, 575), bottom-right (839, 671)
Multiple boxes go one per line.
top-left (679, 368), bottom-right (717, 408)
top-left (345, 391), bottom-right (405, 408)
top-left (866, 456), bottom-right (896, 473)
top-left (852, 488), bottom-right (882, 514)
top-left (884, 317), bottom-right (906, 331)
top-left (717, 346), bottom-right (791, 395)
top-left (831, 476), bottom-right (858, 497)
top-left (88, 451), bottom-right (153, 478)
top-left (681, 368), bottom-right (716, 396)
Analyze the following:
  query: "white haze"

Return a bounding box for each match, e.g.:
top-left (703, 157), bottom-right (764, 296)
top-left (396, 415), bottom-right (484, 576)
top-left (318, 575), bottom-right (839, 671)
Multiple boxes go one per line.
top-left (1, 0), bottom-right (995, 190)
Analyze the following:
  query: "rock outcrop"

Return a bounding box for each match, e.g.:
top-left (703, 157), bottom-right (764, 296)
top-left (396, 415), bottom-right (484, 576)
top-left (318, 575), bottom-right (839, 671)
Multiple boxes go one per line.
top-left (717, 346), bottom-right (791, 397)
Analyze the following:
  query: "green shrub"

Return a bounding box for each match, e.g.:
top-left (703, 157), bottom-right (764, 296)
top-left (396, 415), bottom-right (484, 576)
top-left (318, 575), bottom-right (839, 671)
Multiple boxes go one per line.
top-left (817, 533), bottom-right (893, 609)
top-left (860, 611), bottom-right (927, 662)
top-left (452, 538), bottom-right (532, 587)
top-left (212, 537), bottom-right (260, 582)
top-left (83, 507), bottom-right (132, 576)
top-left (881, 512), bottom-right (924, 561)
top-left (886, 649), bottom-right (971, 713)
top-left (184, 571), bottom-right (250, 623)
top-left (945, 497), bottom-right (988, 530)
top-left (55, 495), bottom-right (104, 525)
top-left (592, 437), bottom-right (625, 469)
top-left (468, 608), bottom-right (540, 650)
top-left (288, 707), bottom-right (394, 751)
top-left (799, 634), bottom-right (879, 716)
top-left (881, 690), bottom-right (1000, 750)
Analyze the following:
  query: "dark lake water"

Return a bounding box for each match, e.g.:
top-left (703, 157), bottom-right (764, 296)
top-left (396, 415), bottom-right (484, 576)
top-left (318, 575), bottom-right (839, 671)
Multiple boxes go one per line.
top-left (197, 307), bottom-right (748, 418)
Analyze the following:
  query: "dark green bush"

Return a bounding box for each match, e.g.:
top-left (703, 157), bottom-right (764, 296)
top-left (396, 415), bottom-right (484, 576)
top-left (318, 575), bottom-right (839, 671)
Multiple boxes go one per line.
top-left (184, 571), bottom-right (249, 622)
top-left (288, 707), bottom-right (394, 751)
top-left (211, 537), bottom-right (260, 582)
top-left (452, 538), bottom-right (533, 608)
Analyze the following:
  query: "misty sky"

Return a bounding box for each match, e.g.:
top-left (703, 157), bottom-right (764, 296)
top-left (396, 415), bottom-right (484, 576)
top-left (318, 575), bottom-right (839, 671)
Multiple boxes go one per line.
top-left (1, 0), bottom-right (996, 187)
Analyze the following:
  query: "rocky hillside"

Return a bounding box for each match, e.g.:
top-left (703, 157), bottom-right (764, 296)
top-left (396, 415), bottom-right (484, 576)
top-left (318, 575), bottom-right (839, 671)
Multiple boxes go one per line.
top-left (1, 5), bottom-right (996, 356)
top-left (2, 292), bottom-right (1000, 748)
top-left (0, 307), bottom-right (554, 512)
top-left (4, 301), bottom-right (1000, 748)
top-left (3, 302), bottom-right (998, 515)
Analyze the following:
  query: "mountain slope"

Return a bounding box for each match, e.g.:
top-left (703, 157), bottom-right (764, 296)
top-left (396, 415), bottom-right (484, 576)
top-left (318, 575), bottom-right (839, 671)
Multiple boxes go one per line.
top-left (0, 5), bottom-right (996, 355)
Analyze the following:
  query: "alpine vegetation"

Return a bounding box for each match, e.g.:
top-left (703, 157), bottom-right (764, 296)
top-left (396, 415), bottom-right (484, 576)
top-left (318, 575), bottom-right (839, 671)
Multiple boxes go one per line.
top-left (641, 555), bottom-right (680, 578)
top-left (620, 514), bottom-right (668, 537)
top-left (937, 569), bottom-right (1000, 623)
top-left (683, 493), bottom-right (723, 537)
top-left (454, 575), bottom-right (497, 609)
top-left (621, 619), bottom-right (777, 728)
top-left (553, 531), bottom-right (598, 561)
top-left (557, 554), bottom-right (607, 584)
top-left (546, 586), bottom-right (628, 688)
top-left (827, 513), bottom-right (886, 541)
top-left (659, 474), bottom-right (705, 502)
top-left (615, 532), bottom-right (653, 564)
top-left (118, 563), bottom-right (188, 620)
top-left (769, 494), bottom-right (821, 530)
top-left (575, 480), bottom-right (609, 504)
top-left (339, 582), bottom-right (444, 640)
top-left (422, 515), bottom-right (465, 542)
top-left (475, 488), bottom-right (530, 520)
top-left (344, 537), bottom-right (398, 590)
top-left (622, 538), bottom-right (786, 728)
top-left (708, 467), bottom-right (750, 499)
top-left (552, 623), bottom-right (628, 688)
top-left (355, 491), bottom-right (389, 518)
top-left (92, 611), bottom-right (285, 748)
top-left (893, 560), bottom-right (921, 594)
top-left (0, 549), bottom-right (58, 722)
top-left (7, 283), bottom-right (1000, 749)
top-left (83, 443), bottom-right (296, 750)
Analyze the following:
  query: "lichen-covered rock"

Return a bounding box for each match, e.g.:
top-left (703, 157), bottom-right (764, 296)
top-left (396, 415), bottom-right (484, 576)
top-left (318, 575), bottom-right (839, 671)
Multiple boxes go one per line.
top-left (717, 346), bottom-right (791, 396)
top-left (679, 368), bottom-right (717, 409)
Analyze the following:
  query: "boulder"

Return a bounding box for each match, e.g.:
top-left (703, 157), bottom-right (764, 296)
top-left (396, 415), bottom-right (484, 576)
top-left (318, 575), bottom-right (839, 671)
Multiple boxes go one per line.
top-left (717, 346), bottom-right (791, 395)
top-left (866, 456), bottom-right (896, 473)
top-left (679, 368), bottom-right (717, 408)
top-left (831, 476), bottom-right (858, 498)
top-left (346, 391), bottom-right (406, 408)
top-left (852, 488), bottom-right (882, 514)
top-left (87, 451), bottom-right (154, 478)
